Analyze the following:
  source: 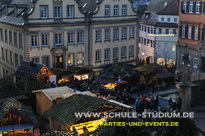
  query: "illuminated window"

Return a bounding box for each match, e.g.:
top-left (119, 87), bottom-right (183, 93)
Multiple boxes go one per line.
top-left (68, 53), bottom-right (74, 65)
top-left (77, 52), bottom-right (84, 64)
top-left (172, 43), bottom-right (176, 51)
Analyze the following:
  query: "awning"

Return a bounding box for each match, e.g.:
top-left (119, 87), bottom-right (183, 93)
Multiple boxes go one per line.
top-left (0, 124), bottom-right (34, 131)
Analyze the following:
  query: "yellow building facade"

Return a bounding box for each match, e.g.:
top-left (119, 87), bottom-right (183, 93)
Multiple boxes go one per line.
top-left (0, 0), bottom-right (138, 78)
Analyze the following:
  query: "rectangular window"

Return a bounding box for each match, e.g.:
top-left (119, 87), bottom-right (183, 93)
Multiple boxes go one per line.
top-left (182, 25), bottom-right (186, 38)
top-left (183, 1), bottom-right (187, 13)
top-left (113, 5), bottom-right (119, 16)
top-left (68, 53), bottom-right (74, 65)
top-left (173, 29), bottom-right (177, 35)
top-left (19, 33), bottom-right (23, 48)
top-left (77, 31), bottom-right (84, 43)
top-left (165, 43), bottom-right (168, 51)
top-left (113, 47), bottom-right (118, 59)
top-left (167, 17), bottom-right (171, 22)
top-left (54, 33), bottom-right (62, 45)
top-left (196, 1), bottom-right (201, 14)
top-left (174, 18), bottom-right (177, 22)
top-left (15, 54), bottom-right (18, 67)
top-left (188, 26), bottom-right (192, 39)
top-left (32, 58), bottom-right (39, 63)
top-left (95, 50), bottom-right (101, 62)
top-left (129, 45), bottom-right (134, 57)
top-left (129, 27), bottom-right (135, 38)
top-left (105, 5), bottom-right (110, 16)
top-left (104, 48), bottom-right (110, 60)
top-left (122, 5), bottom-right (127, 16)
top-left (193, 57), bottom-right (198, 68)
top-left (121, 27), bottom-right (127, 39)
top-left (40, 5), bottom-right (48, 18)
top-left (188, 55), bottom-right (192, 67)
top-left (10, 51), bottom-right (13, 65)
top-left (96, 30), bottom-right (102, 42)
top-left (105, 29), bottom-right (110, 41)
top-left (5, 30), bottom-right (7, 43)
top-left (67, 5), bottom-right (74, 18)
top-left (5, 50), bottom-right (8, 62)
top-left (144, 26), bottom-right (147, 32)
top-left (54, 6), bottom-right (62, 18)
top-left (181, 53), bottom-right (184, 65)
top-left (14, 32), bottom-right (17, 46)
top-left (9, 31), bottom-right (12, 44)
top-left (121, 46), bottom-right (126, 58)
top-left (113, 28), bottom-right (119, 40)
top-left (1, 48), bottom-right (4, 60)
top-left (68, 32), bottom-right (74, 44)
top-left (77, 52), bottom-right (84, 64)
top-left (172, 43), bottom-right (176, 51)
top-left (159, 28), bottom-right (162, 34)
top-left (165, 29), bottom-right (169, 34)
top-left (194, 27), bottom-right (199, 40)
top-left (0, 28), bottom-right (3, 41)
top-left (42, 56), bottom-right (50, 67)
top-left (189, 1), bottom-right (194, 13)
top-left (42, 34), bottom-right (48, 46)
top-left (161, 17), bottom-right (164, 22)
top-left (31, 34), bottom-right (38, 47)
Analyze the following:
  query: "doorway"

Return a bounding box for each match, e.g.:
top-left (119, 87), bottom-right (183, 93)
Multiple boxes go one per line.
top-left (55, 56), bottom-right (63, 69)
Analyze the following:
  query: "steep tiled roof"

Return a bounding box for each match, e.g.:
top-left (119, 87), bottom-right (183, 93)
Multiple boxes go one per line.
top-left (14, 61), bottom-right (44, 78)
top-left (146, 0), bottom-right (175, 12)
top-left (157, 0), bottom-right (179, 15)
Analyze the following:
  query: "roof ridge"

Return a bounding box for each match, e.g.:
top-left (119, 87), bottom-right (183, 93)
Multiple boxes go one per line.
top-left (156, 0), bottom-right (177, 14)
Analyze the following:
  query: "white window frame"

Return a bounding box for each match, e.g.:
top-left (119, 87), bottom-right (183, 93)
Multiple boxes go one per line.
top-left (121, 27), bottom-right (127, 39)
top-left (113, 47), bottom-right (118, 59)
top-left (129, 45), bottom-right (134, 57)
top-left (181, 53), bottom-right (184, 65)
top-left (167, 17), bottom-right (171, 22)
top-left (104, 48), bottom-right (110, 60)
top-left (183, 1), bottom-right (187, 13)
top-left (188, 55), bottom-right (191, 67)
top-left (40, 5), bottom-right (48, 18)
top-left (54, 6), bottom-right (62, 18)
top-left (182, 26), bottom-right (186, 38)
top-left (54, 33), bottom-right (62, 45)
top-left (189, 1), bottom-right (194, 13)
top-left (113, 5), bottom-right (119, 16)
top-left (95, 50), bottom-right (101, 62)
top-left (174, 18), bottom-right (177, 22)
top-left (96, 30), bottom-right (101, 42)
top-left (196, 1), bottom-right (201, 14)
top-left (42, 33), bottom-right (48, 46)
top-left (67, 5), bottom-right (74, 18)
top-left (68, 32), bottom-right (74, 44)
top-left (31, 34), bottom-right (38, 47)
top-left (104, 29), bottom-right (110, 41)
top-left (129, 27), bottom-right (135, 38)
top-left (161, 17), bottom-right (164, 22)
top-left (193, 57), bottom-right (198, 68)
top-left (113, 28), bottom-right (119, 40)
top-left (77, 31), bottom-right (84, 44)
top-left (122, 5), bottom-right (127, 16)
top-left (105, 5), bottom-right (110, 16)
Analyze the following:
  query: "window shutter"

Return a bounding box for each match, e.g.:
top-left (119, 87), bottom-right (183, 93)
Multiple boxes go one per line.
top-left (179, 25), bottom-right (182, 38)
top-left (185, 26), bottom-right (188, 38)
top-left (199, 1), bottom-right (202, 14)
top-left (193, 1), bottom-right (196, 13)
top-left (198, 27), bottom-right (201, 40)
top-left (202, 28), bottom-right (205, 41)
top-left (181, 1), bottom-right (184, 13)
top-left (187, 1), bottom-right (190, 13)
top-left (191, 26), bottom-right (195, 40)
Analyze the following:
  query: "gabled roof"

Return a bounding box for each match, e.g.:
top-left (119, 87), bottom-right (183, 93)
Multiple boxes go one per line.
top-left (14, 61), bottom-right (44, 78)
top-left (101, 63), bottom-right (136, 79)
top-left (0, 78), bottom-right (23, 99)
top-left (0, 98), bottom-right (37, 124)
top-left (16, 75), bottom-right (49, 94)
top-left (146, 0), bottom-right (175, 12)
top-left (157, 0), bottom-right (179, 15)
top-left (44, 94), bottom-right (130, 125)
